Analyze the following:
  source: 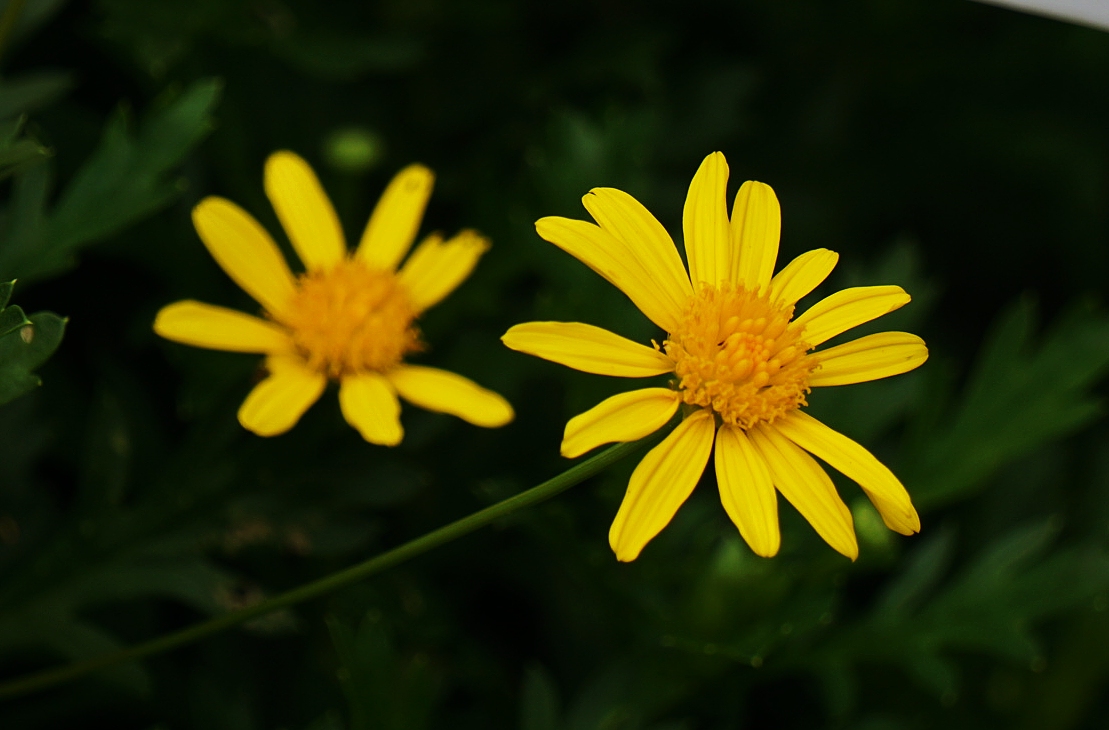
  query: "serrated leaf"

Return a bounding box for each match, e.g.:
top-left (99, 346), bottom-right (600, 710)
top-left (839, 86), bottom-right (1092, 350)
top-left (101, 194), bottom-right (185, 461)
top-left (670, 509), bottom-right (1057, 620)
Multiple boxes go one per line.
top-left (908, 299), bottom-right (1109, 507)
top-left (0, 310), bottom-right (65, 405)
top-left (0, 78), bottom-right (221, 282)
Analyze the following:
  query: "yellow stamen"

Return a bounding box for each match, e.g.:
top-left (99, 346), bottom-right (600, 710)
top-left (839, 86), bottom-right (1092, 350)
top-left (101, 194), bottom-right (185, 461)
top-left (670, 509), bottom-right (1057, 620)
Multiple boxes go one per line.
top-left (665, 283), bottom-right (816, 430)
top-left (277, 258), bottom-right (421, 378)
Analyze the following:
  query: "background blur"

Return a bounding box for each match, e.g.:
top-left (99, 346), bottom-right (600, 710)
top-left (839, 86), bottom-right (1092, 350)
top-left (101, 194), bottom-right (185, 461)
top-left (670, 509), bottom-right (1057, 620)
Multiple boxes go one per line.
top-left (3, 0), bottom-right (1109, 728)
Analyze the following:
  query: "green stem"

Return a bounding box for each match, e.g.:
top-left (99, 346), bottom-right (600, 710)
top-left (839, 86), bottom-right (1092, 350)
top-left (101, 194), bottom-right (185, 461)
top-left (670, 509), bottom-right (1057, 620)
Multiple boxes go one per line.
top-left (0, 437), bottom-right (654, 700)
top-left (0, 0), bottom-right (25, 67)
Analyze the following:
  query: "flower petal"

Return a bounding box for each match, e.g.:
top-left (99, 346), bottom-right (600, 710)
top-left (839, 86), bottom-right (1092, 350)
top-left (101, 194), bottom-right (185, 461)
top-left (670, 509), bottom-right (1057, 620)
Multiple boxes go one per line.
top-left (714, 425), bottom-right (780, 557)
top-left (535, 217), bottom-right (684, 332)
top-left (356, 164), bottom-right (435, 271)
top-left (609, 409), bottom-right (715, 562)
top-left (561, 387), bottom-right (680, 458)
top-left (502, 322), bottom-right (674, 377)
top-left (238, 355), bottom-right (326, 437)
top-left (731, 180), bottom-right (781, 292)
top-left (154, 300), bottom-right (292, 353)
top-left (386, 365), bottom-right (513, 428)
top-left (774, 411), bottom-right (920, 535)
top-left (794, 285), bottom-right (911, 347)
top-left (264, 150), bottom-right (346, 272)
top-left (191, 197), bottom-right (297, 318)
top-left (683, 152), bottom-right (731, 288)
top-left (748, 424), bottom-right (858, 560)
top-left (339, 372), bottom-right (403, 446)
top-left (768, 248), bottom-right (839, 307)
top-left (810, 332), bottom-right (929, 387)
top-left (582, 187), bottom-right (692, 315)
top-left (397, 230), bottom-right (489, 311)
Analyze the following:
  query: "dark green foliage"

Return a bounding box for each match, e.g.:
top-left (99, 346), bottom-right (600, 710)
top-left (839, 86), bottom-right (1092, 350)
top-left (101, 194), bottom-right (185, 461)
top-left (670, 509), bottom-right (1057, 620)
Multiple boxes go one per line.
top-left (3, 1), bottom-right (1109, 729)
top-left (0, 78), bottom-right (220, 282)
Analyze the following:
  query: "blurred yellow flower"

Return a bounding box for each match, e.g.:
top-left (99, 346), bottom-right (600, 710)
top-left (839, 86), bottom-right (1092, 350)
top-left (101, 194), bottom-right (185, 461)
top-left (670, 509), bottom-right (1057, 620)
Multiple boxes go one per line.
top-left (503, 152), bottom-right (926, 561)
top-left (156, 151), bottom-right (513, 444)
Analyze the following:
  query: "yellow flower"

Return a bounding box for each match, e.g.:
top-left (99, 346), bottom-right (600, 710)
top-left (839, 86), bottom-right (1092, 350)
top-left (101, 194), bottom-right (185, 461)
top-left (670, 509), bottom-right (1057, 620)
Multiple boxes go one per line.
top-left (155, 151), bottom-right (514, 444)
top-left (503, 152), bottom-right (927, 561)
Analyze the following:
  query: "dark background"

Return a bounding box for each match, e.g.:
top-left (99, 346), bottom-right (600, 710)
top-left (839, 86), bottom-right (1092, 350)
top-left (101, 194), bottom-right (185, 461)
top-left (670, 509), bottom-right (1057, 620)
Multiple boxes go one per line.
top-left (3, 1), bottom-right (1109, 728)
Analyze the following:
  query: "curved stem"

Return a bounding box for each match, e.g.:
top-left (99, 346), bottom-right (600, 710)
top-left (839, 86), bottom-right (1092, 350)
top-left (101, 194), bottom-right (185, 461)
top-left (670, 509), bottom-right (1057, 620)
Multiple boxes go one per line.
top-left (0, 437), bottom-right (655, 700)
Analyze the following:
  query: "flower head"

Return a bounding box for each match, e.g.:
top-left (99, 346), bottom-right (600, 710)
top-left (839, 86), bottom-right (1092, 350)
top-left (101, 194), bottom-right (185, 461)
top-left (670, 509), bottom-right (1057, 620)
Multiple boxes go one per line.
top-left (156, 151), bottom-right (513, 444)
top-left (503, 152), bottom-right (926, 561)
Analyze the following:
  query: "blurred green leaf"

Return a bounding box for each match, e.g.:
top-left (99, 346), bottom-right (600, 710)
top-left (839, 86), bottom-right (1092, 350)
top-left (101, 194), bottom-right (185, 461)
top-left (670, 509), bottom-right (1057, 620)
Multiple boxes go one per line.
top-left (0, 115), bottom-right (50, 182)
top-left (820, 522), bottom-right (1109, 703)
top-left (326, 612), bottom-right (438, 730)
top-left (520, 666), bottom-right (561, 730)
top-left (0, 77), bottom-right (221, 282)
top-left (0, 69), bottom-right (72, 119)
top-left (273, 32), bottom-right (424, 80)
top-left (2, 0), bottom-right (67, 47)
top-left (908, 298), bottom-right (1109, 508)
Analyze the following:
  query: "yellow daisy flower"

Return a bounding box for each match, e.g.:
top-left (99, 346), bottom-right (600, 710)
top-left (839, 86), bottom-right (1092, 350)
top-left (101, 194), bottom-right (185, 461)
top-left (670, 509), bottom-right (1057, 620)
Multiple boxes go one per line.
top-left (155, 150), bottom-right (514, 444)
top-left (503, 152), bottom-right (927, 561)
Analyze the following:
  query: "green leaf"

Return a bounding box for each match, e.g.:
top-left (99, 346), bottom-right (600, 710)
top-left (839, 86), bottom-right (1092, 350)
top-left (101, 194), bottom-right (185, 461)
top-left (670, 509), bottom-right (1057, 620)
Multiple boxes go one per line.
top-left (3, 0), bottom-right (67, 46)
top-left (273, 31), bottom-right (424, 80)
top-left (0, 279), bottom-right (31, 338)
top-left (0, 78), bottom-right (221, 282)
top-left (327, 613), bottom-right (439, 730)
top-left (0, 302), bottom-right (30, 339)
top-left (907, 298), bottom-right (1109, 508)
top-left (520, 666), bottom-right (562, 730)
top-left (0, 115), bottom-right (50, 182)
top-left (0, 310), bottom-right (65, 405)
top-left (0, 69), bottom-right (72, 119)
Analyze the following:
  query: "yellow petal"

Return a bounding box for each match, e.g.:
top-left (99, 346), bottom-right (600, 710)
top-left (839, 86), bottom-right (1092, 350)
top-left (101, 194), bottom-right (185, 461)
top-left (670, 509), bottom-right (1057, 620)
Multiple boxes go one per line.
top-left (731, 181), bottom-right (781, 292)
top-left (810, 332), bottom-right (928, 387)
top-left (535, 217), bottom-right (684, 332)
top-left (774, 411), bottom-right (920, 535)
top-left (338, 372), bottom-right (403, 446)
top-left (794, 285), bottom-right (911, 347)
top-left (609, 409), bottom-right (715, 562)
top-left (748, 424), bottom-right (858, 560)
top-left (582, 187), bottom-right (692, 315)
top-left (397, 230), bottom-right (489, 311)
top-left (154, 300), bottom-right (292, 354)
top-left (191, 197), bottom-right (297, 318)
top-left (356, 164), bottom-right (435, 271)
top-left (768, 248), bottom-right (839, 307)
top-left (502, 322), bottom-right (674, 377)
top-left (714, 425), bottom-right (780, 557)
top-left (683, 152), bottom-right (731, 288)
top-left (386, 365), bottom-right (513, 428)
top-left (238, 355), bottom-right (326, 437)
top-left (561, 387), bottom-right (680, 459)
top-left (264, 150), bottom-right (346, 272)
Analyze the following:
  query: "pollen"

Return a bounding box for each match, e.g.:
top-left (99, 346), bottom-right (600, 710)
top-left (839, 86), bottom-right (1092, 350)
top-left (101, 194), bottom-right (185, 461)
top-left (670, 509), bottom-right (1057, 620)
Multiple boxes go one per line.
top-left (278, 258), bottom-right (422, 378)
top-left (664, 283), bottom-right (816, 430)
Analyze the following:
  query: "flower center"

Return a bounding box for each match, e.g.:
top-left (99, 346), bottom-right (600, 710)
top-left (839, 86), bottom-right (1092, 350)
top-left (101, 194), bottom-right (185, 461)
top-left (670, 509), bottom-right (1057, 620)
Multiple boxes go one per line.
top-left (278, 258), bottom-right (422, 379)
top-left (664, 283), bottom-right (816, 430)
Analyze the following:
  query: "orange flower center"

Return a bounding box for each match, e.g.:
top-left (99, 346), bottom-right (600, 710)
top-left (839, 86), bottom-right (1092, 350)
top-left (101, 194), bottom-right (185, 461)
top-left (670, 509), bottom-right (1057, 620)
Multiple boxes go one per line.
top-left (278, 258), bottom-right (422, 378)
top-left (664, 283), bottom-right (816, 430)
